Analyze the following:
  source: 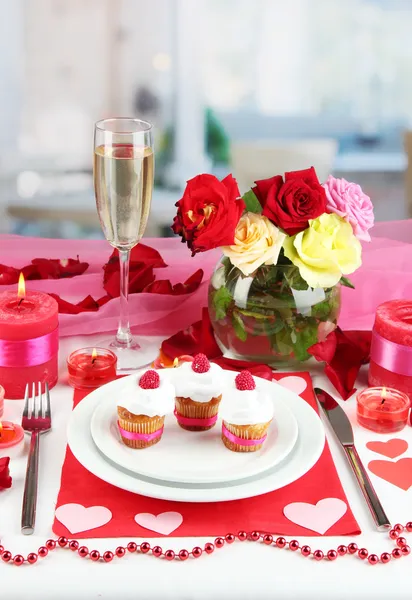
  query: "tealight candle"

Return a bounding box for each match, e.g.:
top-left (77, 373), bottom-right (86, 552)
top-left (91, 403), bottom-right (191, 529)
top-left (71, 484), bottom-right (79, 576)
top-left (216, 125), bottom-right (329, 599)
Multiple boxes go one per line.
top-left (357, 387), bottom-right (410, 433)
top-left (67, 347), bottom-right (117, 389)
top-left (0, 273), bottom-right (59, 399)
top-left (0, 421), bottom-right (25, 458)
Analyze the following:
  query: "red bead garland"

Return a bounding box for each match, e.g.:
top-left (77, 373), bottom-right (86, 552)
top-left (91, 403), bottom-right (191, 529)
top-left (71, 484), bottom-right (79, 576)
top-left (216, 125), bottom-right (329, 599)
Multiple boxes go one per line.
top-left (2, 523), bottom-right (412, 566)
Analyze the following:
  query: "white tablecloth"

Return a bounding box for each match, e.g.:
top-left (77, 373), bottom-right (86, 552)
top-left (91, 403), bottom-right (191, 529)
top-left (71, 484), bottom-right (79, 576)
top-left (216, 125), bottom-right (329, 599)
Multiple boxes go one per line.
top-left (2, 335), bottom-right (412, 600)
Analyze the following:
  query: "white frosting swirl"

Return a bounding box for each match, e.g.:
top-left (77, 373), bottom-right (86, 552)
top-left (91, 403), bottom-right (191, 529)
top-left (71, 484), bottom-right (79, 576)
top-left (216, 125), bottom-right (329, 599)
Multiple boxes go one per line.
top-left (117, 371), bottom-right (175, 417)
top-left (173, 361), bottom-right (223, 403)
top-left (219, 375), bottom-right (274, 425)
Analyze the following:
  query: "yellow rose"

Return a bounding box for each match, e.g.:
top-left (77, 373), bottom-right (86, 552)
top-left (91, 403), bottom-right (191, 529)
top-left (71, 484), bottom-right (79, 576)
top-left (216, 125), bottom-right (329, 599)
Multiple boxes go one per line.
top-left (222, 212), bottom-right (286, 276)
top-left (283, 213), bottom-right (362, 288)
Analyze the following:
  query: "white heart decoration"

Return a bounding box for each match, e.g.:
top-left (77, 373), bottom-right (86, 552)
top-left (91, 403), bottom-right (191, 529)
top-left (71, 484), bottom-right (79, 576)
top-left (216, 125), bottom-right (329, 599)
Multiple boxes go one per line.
top-left (55, 503), bottom-right (112, 534)
top-left (134, 511), bottom-right (183, 535)
top-left (277, 376), bottom-right (307, 396)
top-left (283, 498), bottom-right (347, 535)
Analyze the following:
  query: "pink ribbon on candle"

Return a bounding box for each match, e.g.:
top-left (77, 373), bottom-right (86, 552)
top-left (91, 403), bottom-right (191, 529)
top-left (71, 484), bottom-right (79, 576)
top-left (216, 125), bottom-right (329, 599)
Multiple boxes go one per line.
top-left (117, 422), bottom-right (164, 442)
top-left (371, 330), bottom-right (412, 376)
top-left (222, 423), bottom-right (267, 447)
top-left (174, 409), bottom-right (218, 427)
top-left (0, 328), bottom-right (59, 368)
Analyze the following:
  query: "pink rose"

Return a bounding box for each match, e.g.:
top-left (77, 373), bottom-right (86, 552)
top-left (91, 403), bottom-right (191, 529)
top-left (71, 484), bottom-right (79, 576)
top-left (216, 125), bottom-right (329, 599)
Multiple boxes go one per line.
top-left (322, 175), bottom-right (374, 242)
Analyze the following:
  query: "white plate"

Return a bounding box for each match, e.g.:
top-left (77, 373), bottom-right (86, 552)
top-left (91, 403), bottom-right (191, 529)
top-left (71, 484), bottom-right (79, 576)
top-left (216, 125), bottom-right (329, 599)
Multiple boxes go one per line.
top-left (68, 376), bottom-right (325, 502)
top-left (90, 374), bottom-right (298, 484)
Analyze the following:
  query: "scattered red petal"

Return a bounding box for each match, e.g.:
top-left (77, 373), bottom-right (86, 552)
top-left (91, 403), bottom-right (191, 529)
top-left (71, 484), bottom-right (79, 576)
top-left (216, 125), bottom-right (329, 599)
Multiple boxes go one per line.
top-left (212, 358), bottom-right (274, 381)
top-left (49, 294), bottom-right (100, 314)
top-left (0, 257), bottom-right (89, 285)
top-left (161, 308), bottom-right (222, 360)
top-left (144, 269), bottom-right (203, 295)
top-left (0, 265), bottom-right (19, 284)
top-left (308, 328), bottom-right (372, 400)
top-left (0, 457), bottom-right (12, 490)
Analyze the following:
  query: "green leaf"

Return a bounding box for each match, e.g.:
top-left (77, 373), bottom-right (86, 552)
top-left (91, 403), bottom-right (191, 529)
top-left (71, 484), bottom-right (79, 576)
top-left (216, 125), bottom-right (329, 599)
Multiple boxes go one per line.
top-left (263, 317), bottom-right (284, 336)
top-left (271, 327), bottom-right (294, 356)
top-left (292, 319), bottom-right (319, 361)
top-left (232, 311), bottom-right (247, 342)
top-left (312, 299), bottom-right (332, 320)
top-left (242, 189), bottom-right (262, 213)
top-left (340, 276), bottom-right (355, 289)
top-left (213, 286), bottom-right (232, 320)
top-left (284, 267), bottom-right (309, 291)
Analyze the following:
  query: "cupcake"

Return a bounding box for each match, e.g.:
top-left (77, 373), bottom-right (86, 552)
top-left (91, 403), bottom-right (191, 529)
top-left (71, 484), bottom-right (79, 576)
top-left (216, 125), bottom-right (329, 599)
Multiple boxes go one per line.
top-left (117, 369), bottom-right (174, 449)
top-left (174, 353), bottom-right (223, 431)
top-left (220, 370), bottom-right (273, 452)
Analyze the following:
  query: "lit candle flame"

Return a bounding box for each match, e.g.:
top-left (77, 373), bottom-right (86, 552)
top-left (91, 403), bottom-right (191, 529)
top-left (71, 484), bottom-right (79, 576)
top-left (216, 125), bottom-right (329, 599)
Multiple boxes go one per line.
top-left (91, 348), bottom-right (98, 364)
top-left (381, 387), bottom-right (387, 405)
top-left (17, 272), bottom-right (25, 306)
top-left (173, 357), bottom-right (179, 368)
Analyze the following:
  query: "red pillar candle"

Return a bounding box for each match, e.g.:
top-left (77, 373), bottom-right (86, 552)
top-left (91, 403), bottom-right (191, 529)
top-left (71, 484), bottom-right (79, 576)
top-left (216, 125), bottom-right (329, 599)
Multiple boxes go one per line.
top-left (357, 387), bottom-right (410, 433)
top-left (369, 300), bottom-right (412, 400)
top-left (67, 347), bottom-right (117, 389)
top-left (0, 274), bottom-right (59, 399)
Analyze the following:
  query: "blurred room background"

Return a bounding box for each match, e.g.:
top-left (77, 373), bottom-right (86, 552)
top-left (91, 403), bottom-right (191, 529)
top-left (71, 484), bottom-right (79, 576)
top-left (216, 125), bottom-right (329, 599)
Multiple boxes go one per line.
top-left (1, 0), bottom-right (412, 240)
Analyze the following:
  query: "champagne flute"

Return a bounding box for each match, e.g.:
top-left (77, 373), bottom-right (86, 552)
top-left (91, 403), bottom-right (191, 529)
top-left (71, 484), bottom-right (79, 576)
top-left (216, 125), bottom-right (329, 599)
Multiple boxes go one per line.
top-left (94, 117), bottom-right (155, 370)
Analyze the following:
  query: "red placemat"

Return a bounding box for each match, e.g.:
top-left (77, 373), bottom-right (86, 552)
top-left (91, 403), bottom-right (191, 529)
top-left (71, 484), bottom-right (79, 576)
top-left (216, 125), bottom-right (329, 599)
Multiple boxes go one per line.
top-left (53, 372), bottom-right (360, 538)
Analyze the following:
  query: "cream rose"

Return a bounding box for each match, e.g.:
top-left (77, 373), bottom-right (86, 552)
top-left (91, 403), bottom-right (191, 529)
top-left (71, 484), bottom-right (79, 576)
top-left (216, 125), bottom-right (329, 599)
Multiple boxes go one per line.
top-left (222, 213), bottom-right (286, 276)
top-left (283, 213), bottom-right (362, 288)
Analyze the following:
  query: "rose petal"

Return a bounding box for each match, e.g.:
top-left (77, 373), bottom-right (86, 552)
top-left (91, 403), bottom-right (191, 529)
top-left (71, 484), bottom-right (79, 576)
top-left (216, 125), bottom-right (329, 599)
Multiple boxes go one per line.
top-left (284, 166), bottom-right (320, 186)
top-left (161, 308), bottom-right (222, 360)
top-left (308, 328), bottom-right (371, 400)
top-left (0, 457), bottom-right (12, 490)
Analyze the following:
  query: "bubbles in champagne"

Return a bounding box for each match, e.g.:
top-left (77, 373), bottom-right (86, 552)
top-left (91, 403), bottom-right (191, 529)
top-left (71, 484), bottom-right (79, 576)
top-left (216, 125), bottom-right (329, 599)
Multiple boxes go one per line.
top-left (94, 144), bottom-right (154, 250)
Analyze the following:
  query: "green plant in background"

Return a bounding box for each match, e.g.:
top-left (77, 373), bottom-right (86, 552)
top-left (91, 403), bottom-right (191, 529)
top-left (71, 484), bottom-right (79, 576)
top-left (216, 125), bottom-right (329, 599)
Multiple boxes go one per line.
top-left (155, 108), bottom-right (230, 186)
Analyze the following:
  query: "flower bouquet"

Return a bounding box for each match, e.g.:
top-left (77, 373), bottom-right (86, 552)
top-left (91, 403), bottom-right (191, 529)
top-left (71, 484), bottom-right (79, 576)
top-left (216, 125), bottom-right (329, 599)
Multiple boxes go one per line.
top-left (172, 167), bottom-right (374, 365)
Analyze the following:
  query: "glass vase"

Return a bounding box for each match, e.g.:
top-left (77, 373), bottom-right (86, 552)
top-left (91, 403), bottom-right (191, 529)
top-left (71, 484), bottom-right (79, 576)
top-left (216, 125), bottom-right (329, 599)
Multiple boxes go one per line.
top-left (208, 257), bottom-right (341, 367)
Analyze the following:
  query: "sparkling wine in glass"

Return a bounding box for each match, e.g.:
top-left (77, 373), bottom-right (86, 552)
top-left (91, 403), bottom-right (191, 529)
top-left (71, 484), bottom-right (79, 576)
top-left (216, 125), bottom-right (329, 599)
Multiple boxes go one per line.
top-left (94, 118), bottom-right (155, 370)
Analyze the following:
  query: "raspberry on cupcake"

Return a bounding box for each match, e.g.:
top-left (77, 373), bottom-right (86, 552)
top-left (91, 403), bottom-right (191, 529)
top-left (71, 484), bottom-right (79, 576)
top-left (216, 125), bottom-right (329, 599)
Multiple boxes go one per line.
top-left (173, 353), bottom-right (223, 431)
top-left (117, 369), bottom-right (174, 449)
top-left (220, 370), bottom-right (273, 452)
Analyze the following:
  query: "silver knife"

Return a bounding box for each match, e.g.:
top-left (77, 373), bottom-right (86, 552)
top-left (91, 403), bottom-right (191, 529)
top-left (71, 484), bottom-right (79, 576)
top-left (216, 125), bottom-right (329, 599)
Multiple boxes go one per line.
top-left (314, 388), bottom-right (391, 532)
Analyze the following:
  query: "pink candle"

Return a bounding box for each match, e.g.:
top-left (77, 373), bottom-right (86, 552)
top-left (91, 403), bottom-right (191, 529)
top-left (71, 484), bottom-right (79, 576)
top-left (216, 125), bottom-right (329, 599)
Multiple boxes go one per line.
top-left (67, 347), bottom-right (117, 389)
top-left (0, 274), bottom-right (59, 399)
top-left (369, 300), bottom-right (412, 400)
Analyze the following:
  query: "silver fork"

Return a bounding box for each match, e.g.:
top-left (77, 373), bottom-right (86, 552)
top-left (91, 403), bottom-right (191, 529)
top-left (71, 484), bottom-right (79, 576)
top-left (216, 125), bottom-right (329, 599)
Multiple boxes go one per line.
top-left (21, 382), bottom-right (52, 535)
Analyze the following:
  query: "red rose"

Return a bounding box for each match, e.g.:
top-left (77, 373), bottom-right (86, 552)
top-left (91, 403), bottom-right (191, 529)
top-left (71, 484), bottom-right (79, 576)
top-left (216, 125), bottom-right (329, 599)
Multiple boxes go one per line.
top-left (172, 174), bottom-right (245, 254)
top-left (252, 167), bottom-right (327, 235)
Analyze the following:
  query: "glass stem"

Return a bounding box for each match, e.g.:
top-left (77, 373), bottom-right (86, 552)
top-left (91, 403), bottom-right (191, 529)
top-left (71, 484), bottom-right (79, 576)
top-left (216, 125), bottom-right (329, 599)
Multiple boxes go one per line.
top-left (116, 249), bottom-right (132, 345)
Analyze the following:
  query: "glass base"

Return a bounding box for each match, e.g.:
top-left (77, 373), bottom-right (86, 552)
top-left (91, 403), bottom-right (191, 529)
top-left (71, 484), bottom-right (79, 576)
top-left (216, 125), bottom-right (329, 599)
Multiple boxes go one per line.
top-left (101, 337), bottom-right (159, 373)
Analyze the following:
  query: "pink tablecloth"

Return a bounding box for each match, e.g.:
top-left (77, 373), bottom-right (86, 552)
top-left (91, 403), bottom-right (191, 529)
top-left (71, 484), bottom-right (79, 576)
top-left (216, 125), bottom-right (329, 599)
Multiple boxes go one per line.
top-left (1, 219), bottom-right (412, 338)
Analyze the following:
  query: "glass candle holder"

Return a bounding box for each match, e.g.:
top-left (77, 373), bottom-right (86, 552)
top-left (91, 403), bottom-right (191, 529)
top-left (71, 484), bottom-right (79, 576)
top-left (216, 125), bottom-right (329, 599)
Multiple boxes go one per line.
top-left (0, 421), bottom-right (25, 458)
top-left (67, 347), bottom-right (117, 390)
top-left (357, 387), bottom-right (410, 434)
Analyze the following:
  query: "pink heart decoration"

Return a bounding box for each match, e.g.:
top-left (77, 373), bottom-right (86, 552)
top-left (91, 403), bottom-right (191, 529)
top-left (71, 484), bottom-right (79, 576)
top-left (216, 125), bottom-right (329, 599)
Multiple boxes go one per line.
top-left (283, 498), bottom-right (347, 534)
top-left (277, 375), bottom-right (307, 396)
top-left (55, 503), bottom-right (112, 534)
top-left (134, 511), bottom-right (183, 535)
top-left (366, 439), bottom-right (408, 459)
